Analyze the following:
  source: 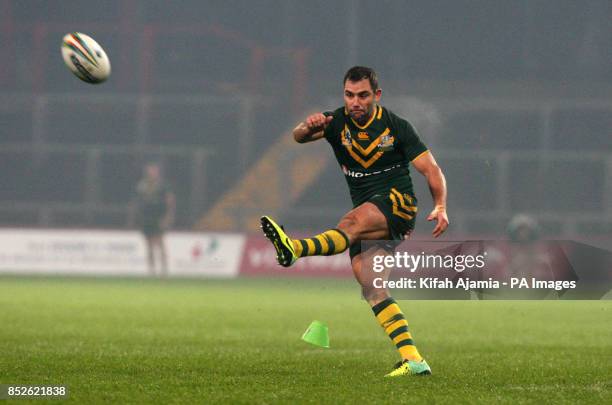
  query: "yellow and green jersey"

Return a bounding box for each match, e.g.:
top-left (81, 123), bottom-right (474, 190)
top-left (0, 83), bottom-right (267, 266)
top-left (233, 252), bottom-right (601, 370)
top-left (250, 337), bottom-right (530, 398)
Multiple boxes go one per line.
top-left (323, 105), bottom-right (428, 207)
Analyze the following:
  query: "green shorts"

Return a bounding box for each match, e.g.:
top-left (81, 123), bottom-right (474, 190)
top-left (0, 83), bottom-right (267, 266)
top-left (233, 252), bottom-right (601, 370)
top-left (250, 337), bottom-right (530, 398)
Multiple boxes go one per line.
top-left (349, 187), bottom-right (417, 260)
top-left (141, 217), bottom-right (164, 237)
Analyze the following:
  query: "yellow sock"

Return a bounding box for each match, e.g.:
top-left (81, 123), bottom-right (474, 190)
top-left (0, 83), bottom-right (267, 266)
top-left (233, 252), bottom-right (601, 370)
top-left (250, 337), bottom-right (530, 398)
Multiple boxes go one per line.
top-left (371, 297), bottom-right (423, 362)
top-left (291, 229), bottom-right (349, 258)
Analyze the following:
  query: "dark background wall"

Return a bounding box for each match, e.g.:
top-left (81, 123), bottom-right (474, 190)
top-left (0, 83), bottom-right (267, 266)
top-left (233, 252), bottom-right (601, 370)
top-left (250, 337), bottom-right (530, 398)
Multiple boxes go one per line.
top-left (1, 0), bottom-right (611, 240)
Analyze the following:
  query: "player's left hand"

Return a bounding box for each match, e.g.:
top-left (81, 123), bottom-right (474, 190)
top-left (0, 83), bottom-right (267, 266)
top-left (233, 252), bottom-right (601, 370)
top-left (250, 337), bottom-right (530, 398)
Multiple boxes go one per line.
top-left (427, 205), bottom-right (449, 238)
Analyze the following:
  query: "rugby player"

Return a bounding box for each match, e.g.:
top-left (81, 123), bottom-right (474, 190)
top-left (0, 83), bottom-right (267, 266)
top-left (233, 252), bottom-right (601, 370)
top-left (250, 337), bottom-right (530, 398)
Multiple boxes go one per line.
top-left (261, 66), bottom-right (448, 377)
top-left (135, 163), bottom-right (175, 277)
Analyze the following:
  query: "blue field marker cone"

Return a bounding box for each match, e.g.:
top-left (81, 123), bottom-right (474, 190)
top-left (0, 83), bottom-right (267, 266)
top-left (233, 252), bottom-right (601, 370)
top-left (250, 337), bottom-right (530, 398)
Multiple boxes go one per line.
top-left (301, 320), bottom-right (329, 348)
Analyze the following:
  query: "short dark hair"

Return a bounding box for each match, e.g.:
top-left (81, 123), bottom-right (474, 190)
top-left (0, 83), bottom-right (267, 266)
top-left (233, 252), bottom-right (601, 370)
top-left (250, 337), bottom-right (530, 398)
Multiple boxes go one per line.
top-left (343, 66), bottom-right (379, 91)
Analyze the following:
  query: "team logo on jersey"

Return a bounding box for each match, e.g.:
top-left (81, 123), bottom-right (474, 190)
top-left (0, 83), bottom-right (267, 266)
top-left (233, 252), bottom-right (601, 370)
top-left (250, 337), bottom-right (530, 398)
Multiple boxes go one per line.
top-left (378, 134), bottom-right (395, 151)
top-left (341, 126), bottom-right (352, 146)
top-left (357, 131), bottom-right (369, 140)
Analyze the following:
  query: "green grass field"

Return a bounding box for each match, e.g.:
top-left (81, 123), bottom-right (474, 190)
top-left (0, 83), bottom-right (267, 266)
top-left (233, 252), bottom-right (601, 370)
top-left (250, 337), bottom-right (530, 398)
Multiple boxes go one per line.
top-left (0, 276), bottom-right (610, 404)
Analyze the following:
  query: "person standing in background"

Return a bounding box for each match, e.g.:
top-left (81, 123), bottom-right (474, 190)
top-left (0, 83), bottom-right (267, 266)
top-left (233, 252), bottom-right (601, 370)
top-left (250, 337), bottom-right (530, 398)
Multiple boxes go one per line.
top-left (135, 163), bottom-right (176, 277)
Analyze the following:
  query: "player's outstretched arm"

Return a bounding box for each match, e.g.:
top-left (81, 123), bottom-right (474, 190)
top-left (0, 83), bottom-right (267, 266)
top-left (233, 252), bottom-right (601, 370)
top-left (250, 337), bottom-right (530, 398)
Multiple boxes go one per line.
top-left (412, 151), bottom-right (449, 238)
top-left (293, 113), bottom-right (333, 143)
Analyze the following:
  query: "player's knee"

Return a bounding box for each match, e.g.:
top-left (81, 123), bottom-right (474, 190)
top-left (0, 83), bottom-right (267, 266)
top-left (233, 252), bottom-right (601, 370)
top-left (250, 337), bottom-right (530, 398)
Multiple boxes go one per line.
top-left (361, 285), bottom-right (389, 304)
top-left (337, 213), bottom-right (363, 242)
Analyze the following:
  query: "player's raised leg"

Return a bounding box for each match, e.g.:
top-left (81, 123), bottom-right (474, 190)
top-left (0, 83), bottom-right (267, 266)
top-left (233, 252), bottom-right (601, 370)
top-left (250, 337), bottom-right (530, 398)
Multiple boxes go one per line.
top-left (260, 202), bottom-right (386, 267)
top-left (260, 215), bottom-right (350, 267)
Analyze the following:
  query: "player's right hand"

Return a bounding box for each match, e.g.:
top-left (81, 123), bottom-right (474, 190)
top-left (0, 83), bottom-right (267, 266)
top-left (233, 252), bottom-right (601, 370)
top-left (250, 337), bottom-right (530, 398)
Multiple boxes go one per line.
top-left (427, 205), bottom-right (449, 238)
top-left (305, 113), bottom-right (333, 131)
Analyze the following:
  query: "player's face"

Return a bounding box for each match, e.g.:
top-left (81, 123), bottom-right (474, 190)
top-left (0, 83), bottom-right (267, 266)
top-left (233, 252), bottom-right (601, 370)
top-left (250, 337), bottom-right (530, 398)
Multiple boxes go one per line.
top-left (343, 79), bottom-right (382, 124)
top-left (145, 165), bottom-right (160, 181)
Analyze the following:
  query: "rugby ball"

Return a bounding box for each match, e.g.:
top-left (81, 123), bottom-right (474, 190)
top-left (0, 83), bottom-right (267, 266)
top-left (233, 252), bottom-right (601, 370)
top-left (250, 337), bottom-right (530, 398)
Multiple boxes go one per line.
top-left (61, 32), bottom-right (111, 84)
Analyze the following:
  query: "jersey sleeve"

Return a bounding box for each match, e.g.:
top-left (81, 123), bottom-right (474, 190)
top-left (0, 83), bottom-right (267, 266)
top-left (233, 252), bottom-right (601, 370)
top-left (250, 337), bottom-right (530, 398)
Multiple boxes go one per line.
top-left (396, 118), bottom-right (428, 161)
top-left (322, 108), bottom-right (344, 145)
